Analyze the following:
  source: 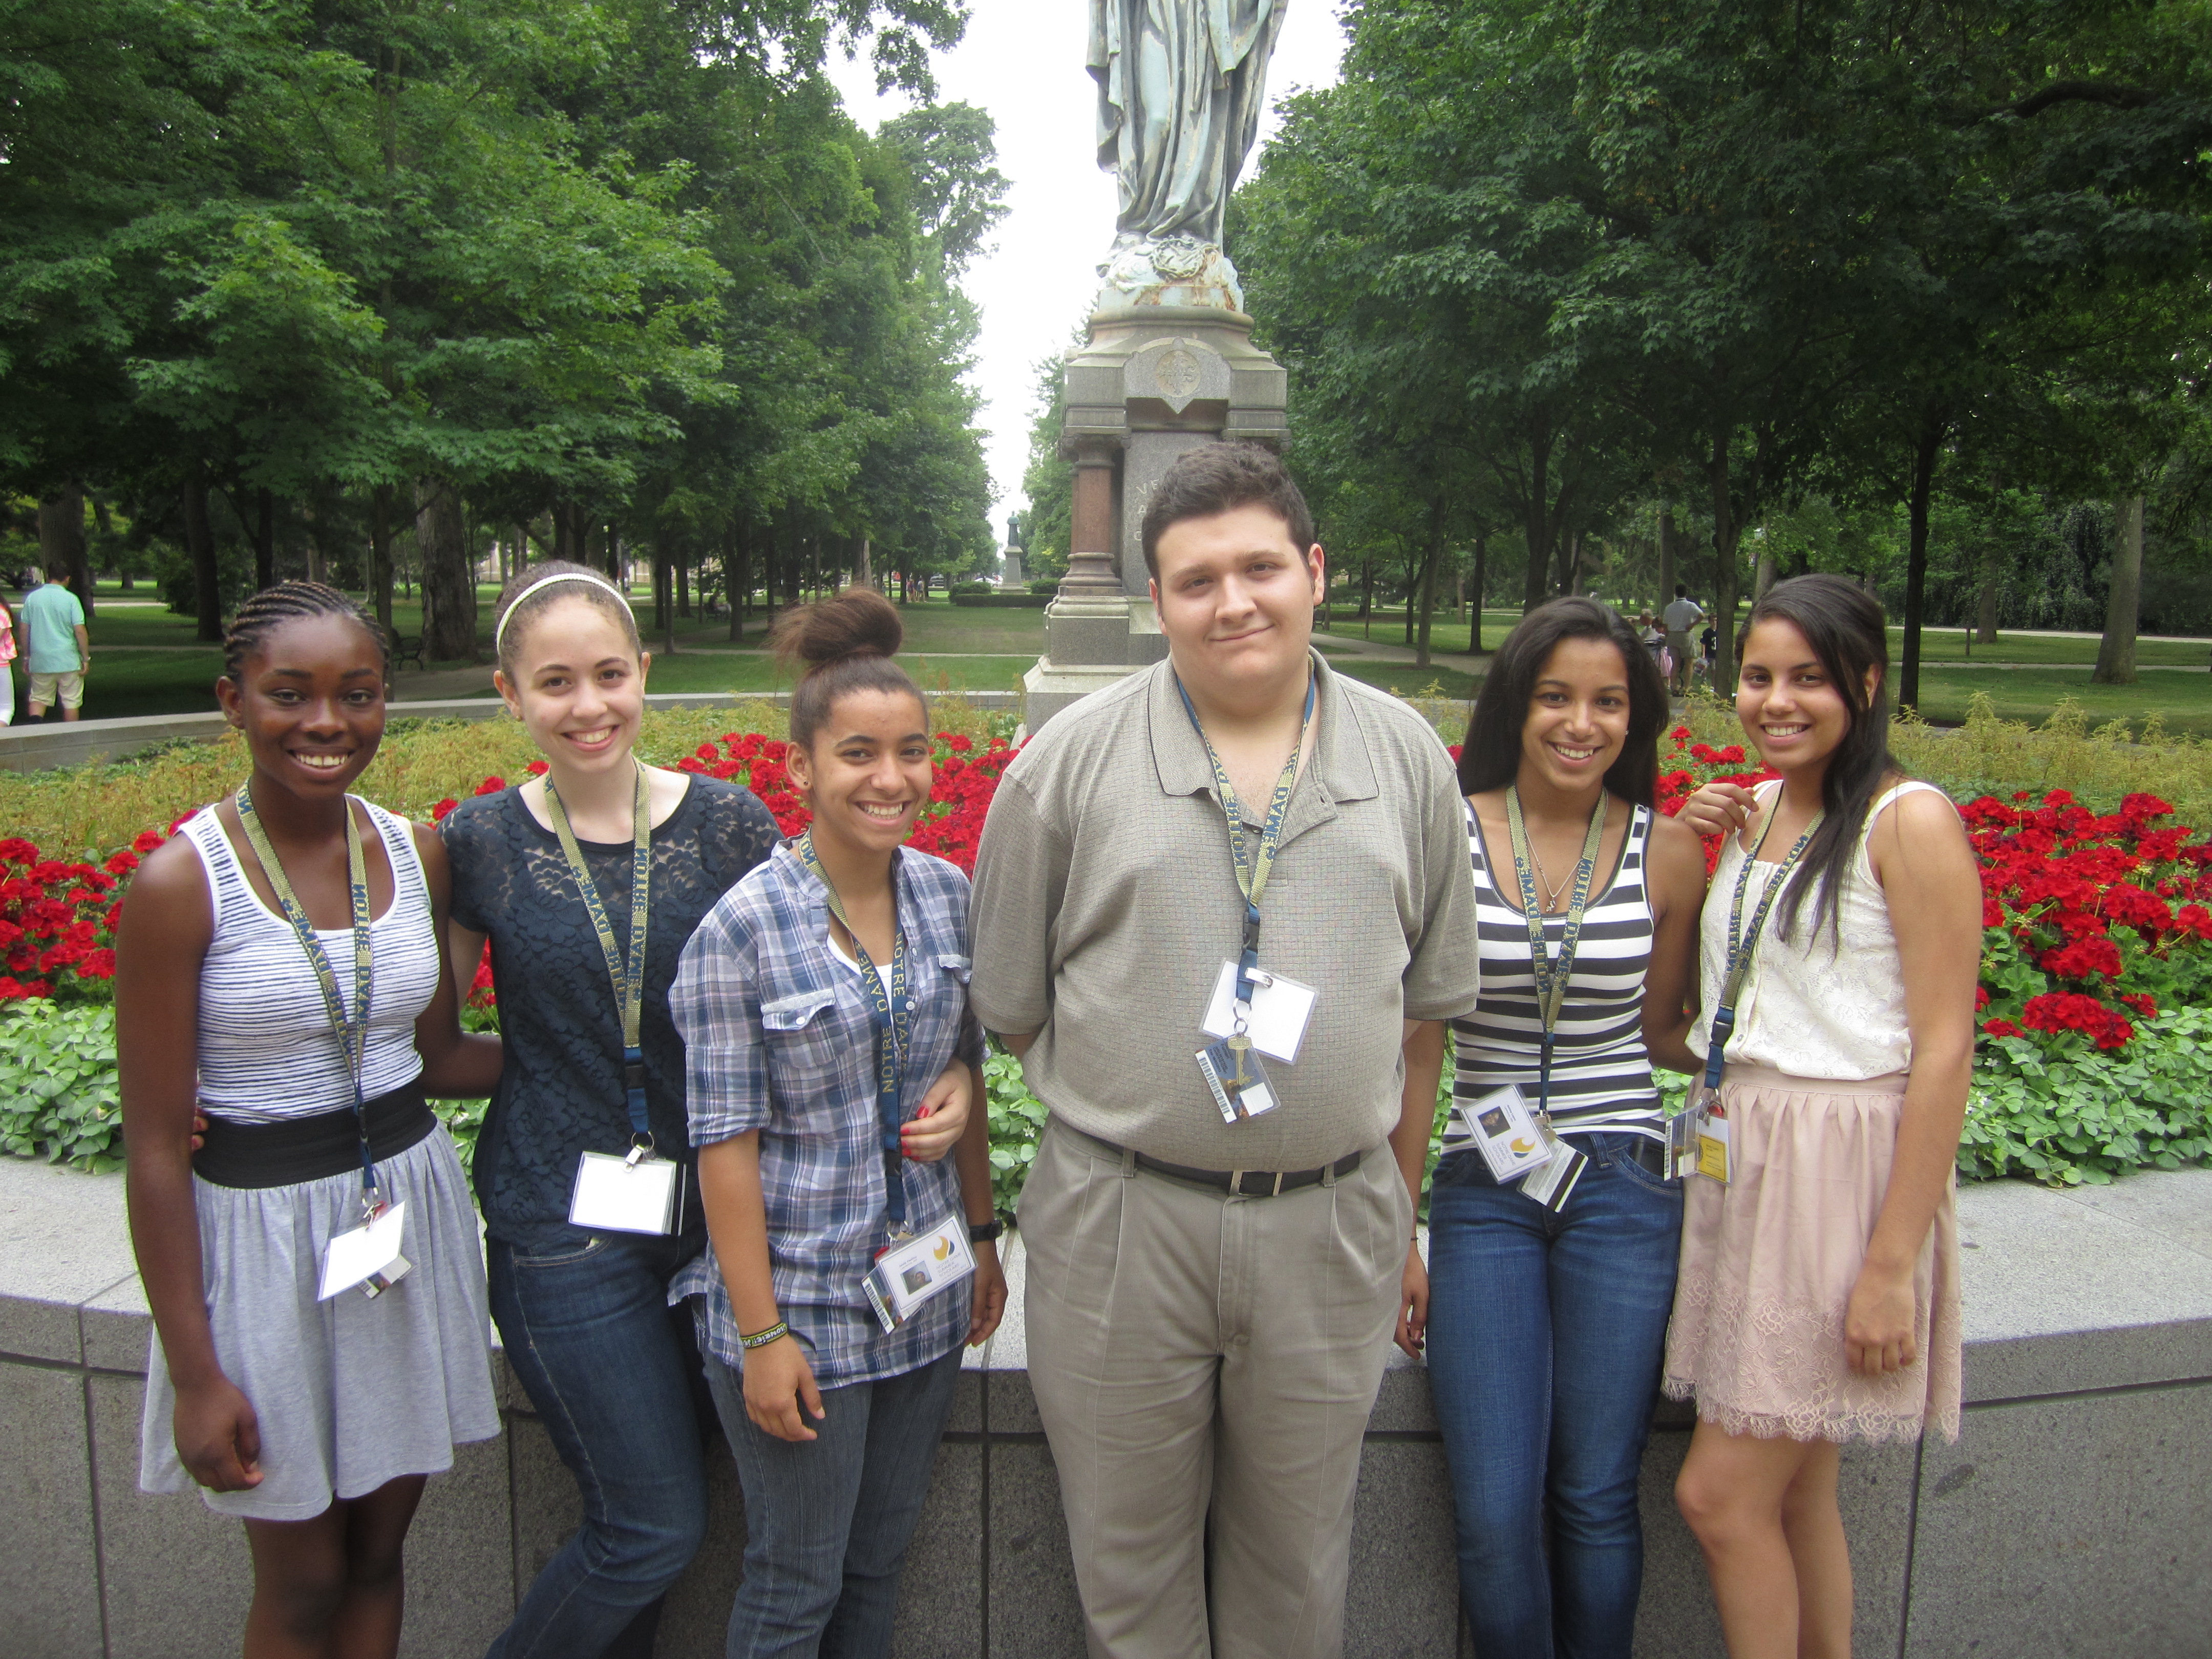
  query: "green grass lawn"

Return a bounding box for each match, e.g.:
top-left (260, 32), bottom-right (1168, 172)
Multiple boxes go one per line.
top-left (1906, 667), bottom-right (2212, 738)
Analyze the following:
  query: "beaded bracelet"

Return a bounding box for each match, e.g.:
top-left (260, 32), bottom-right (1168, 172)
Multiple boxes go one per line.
top-left (739, 1320), bottom-right (789, 1351)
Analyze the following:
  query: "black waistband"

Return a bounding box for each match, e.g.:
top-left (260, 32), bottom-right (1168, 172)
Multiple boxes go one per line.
top-left (192, 1082), bottom-right (436, 1190)
top-left (1133, 1146), bottom-right (1366, 1199)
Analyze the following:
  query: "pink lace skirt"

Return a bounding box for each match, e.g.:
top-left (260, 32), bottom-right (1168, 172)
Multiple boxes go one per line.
top-left (1663, 1065), bottom-right (1962, 1444)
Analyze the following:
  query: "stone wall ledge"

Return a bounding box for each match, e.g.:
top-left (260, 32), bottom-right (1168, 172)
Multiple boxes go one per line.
top-left (5, 1156), bottom-right (2208, 1657)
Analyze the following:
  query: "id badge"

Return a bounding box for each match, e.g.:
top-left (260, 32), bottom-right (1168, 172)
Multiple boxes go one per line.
top-left (1666, 1098), bottom-right (1704, 1182)
top-left (1200, 962), bottom-right (1318, 1064)
top-left (1518, 1124), bottom-right (1588, 1213)
top-left (569, 1150), bottom-right (684, 1236)
top-left (319, 1201), bottom-right (410, 1301)
top-left (863, 1217), bottom-right (977, 1333)
top-left (1448, 1084), bottom-right (1554, 1182)
top-left (1694, 1098), bottom-right (1732, 1184)
top-left (1197, 1038), bottom-right (1279, 1124)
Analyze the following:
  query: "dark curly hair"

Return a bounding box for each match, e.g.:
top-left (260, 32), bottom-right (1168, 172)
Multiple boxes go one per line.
top-left (771, 586), bottom-right (928, 750)
top-left (223, 582), bottom-right (388, 685)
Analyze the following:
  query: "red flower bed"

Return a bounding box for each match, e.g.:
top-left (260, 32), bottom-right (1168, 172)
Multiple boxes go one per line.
top-left (14, 723), bottom-right (2208, 1056)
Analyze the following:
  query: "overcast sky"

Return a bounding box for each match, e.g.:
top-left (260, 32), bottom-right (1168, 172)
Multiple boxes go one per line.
top-left (824, 0), bottom-right (1349, 537)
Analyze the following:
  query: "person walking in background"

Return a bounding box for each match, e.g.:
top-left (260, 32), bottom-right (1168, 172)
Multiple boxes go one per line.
top-left (1408, 599), bottom-right (1708, 1658)
top-left (115, 582), bottom-right (502, 1658)
top-left (1662, 586), bottom-right (1705, 697)
top-left (670, 588), bottom-right (1005, 1657)
top-left (1668, 574), bottom-right (1976, 1658)
top-left (441, 561), bottom-right (795, 1659)
top-left (0, 587), bottom-right (17, 723)
top-left (968, 443), bottom-right (1480, 1659)
top-left (22, 565), bottom-right (90, 721)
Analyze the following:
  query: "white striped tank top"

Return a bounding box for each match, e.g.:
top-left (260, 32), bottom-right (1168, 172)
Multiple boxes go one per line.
top-left (1450, 798), bottom-right (1664, 1141)
top-left (182, 799), bottom-right (440, 1123)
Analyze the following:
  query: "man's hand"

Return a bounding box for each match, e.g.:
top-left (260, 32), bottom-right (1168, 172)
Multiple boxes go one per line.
top-left (967, 1242), bottom-right (1008, 1346)
top-left (902, 1062), bottom-right (972, 1163)
top-left (743, 1336), bottom-right (827, 1442)
top-left (1393, 1242), bottom-right (1429, 1359)
top-left (174, 1375), bottom-right (263, 1492)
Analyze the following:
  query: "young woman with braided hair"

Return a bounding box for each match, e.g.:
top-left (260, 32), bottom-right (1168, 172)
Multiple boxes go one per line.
top-left (441, 563), bottom-right (977, 1658)
top-left (117, 581), bottom-right (502, 1658)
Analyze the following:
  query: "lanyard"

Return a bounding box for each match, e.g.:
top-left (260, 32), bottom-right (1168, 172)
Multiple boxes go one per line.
top-left (793, 833), bottom-right (915, 1235)
top-left (1501, 786), bottom-right (1609, 1114)
top-left (545, 763), bottom-right (654, 1150)
top-left (231, 784), bottom-right (378, 1208)
top-left (1701, 793), bottom-right (1823, 1091)
top-left (1174, 669), bottom-right (1317, 1020)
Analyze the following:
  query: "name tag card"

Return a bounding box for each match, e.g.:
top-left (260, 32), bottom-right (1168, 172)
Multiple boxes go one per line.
top-left (1518, 1129), bottom-right (1588, 1212)
top-left (863, 1219), bottom-right (977, 1333)
top-left (1200, 962), bottom-right (1317, 1064)
top-left (320, 1202), bottom-right (410, 1301)
top-left (1444, 1084), bottom-right (1555, 1183)
top-left (570, 1151), bottom-right (683, 1236)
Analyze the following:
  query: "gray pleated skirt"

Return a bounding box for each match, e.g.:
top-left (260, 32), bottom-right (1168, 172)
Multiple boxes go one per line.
top-left (139, 1123), bottom-right (501, 1520)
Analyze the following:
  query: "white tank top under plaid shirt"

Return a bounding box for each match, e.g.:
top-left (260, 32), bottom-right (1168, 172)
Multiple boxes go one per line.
top-left (1450, 797), bottom-right (1664, 1142)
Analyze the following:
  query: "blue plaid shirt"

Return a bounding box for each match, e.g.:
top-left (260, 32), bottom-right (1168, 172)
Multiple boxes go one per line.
top-left (668, 843), bottom-right (985, 1385)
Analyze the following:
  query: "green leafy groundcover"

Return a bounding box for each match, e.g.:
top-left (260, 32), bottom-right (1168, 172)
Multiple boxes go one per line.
top-left (12, 1006), bottom-right (2207, 1202)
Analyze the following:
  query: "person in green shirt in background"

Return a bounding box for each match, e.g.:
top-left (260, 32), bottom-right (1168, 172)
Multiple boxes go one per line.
top-left (22, 567), bottom-right (90, 721)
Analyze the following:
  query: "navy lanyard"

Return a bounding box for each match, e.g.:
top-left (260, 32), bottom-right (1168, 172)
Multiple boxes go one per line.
top-left (794, 834), bottom-right (914, 1235)
top-left (232, 784), bottom-right (378, 1210)
top-left (1701, 796), bottom-right (1822, 1092)
top-left (545, 763), bottom-right (655, 1148)
top-left (1174, 670), bottom-right (1316, 1017)
top-left (1500, 786), bottom-right (1609, 1115)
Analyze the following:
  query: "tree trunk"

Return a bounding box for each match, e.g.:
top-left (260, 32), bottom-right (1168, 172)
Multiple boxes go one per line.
top-left (1522, 422), bottom-right (1555, 612)
top-left (854, 535), bottom-right (873, 588)
top-left (1974, 558), bottom-right (1998, 646)
top-left (252, 488), bottom-right (275, 592)
top-left (1898, 416), bottom-right (1944, 712)
top-left (1414, 495), bottom-right (1446, 669)
top-left (1706, 434), bottom-right (1742, 693)
top-left (183, 466), bottom-right (223, 641)
top-left (1468, 526), bottom-right (1488, 654)
top-left (415, 480), bottom-right (476, 661)
top-left (39, 485), bottom-right (94, 620)
top-left (1752, 530), bottom-right (1775, 601)
top-left (738, 520), bottom-right (756, 641)
top-left (553, 502), bottom-right (579, 564)
top-left (676, 551), bottom-right (691, 619)
top-left (2090, 495), bottom-right (2145, 686)
top-left (1658, 505), bottom-right (1677, 612)
top-left (368, 485), bottom-right (395, 630)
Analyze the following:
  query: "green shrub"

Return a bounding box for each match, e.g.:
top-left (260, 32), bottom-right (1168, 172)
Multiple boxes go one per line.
top-left (0, 1002), bottom-right (123, 1172)
top-left (949, 593), bottom-right (1052, 608)
top-left (1960, 1007), bottom-right (2212, 1186)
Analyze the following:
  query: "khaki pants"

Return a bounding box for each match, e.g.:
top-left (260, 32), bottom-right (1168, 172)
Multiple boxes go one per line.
top-left (1018, 1120), bottom-right (1412, 1659)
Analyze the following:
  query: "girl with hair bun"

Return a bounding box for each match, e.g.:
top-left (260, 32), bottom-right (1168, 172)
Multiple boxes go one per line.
top-left (670, 585), bottom-right (1007, 1658)
top-left (1669, 574), bottom-right (1977, 1656)
top-left (117, 582), bottom-right (500, 1655)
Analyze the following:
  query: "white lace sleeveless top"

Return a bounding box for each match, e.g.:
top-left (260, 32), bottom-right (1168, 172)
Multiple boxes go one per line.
top-left (1688, 780), bottom-right (1952, 1080)
top-left (182, 799), bottom-right (440, 1122)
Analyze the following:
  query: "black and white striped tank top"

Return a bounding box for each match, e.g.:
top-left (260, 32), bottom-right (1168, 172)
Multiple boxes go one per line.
top-left (1450, 798), bottom-right (1664, 1141)
top-left (183, 798), bottom-right (441, 1123)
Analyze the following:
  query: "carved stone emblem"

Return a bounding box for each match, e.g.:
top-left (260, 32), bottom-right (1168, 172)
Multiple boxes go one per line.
top-left (1156, 347), bottom-right (1202, 402)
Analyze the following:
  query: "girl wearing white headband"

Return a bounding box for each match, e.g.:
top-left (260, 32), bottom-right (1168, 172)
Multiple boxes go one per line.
top-left (440, 558), bottom-right (979, 1656)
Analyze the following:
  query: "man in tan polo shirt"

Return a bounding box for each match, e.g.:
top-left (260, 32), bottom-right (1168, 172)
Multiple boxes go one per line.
top-left (969, 443), bottom-right (1480, 1659)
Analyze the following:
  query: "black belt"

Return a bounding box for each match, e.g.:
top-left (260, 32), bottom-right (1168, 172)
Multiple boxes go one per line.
top-left (192, 1082), bottom-right (436, 1190)
top-left (1133, 1146), bottom-right (1366, 1199)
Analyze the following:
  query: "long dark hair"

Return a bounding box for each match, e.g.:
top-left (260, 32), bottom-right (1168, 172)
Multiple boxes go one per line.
top-left (1744, 574), bottom-right (1901, 943)
top-left (1457, 598), bottom-right (1668, 807)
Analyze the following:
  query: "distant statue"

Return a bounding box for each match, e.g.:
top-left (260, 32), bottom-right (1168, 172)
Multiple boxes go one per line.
top-left (1088, 0), bottom-right (1286, 313)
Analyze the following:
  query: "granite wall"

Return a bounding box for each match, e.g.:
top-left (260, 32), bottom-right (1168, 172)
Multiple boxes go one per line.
top-left (4, 1160), bottom-right (2207, 1658)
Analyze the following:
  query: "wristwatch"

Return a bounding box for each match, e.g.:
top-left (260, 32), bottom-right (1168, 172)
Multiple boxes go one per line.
top-left (969, 1219), bottom-right (1005, 1245)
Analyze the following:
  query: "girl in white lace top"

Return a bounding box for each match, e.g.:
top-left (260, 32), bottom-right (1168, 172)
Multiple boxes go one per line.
top-left (1666, 575), bottom-right (1980, 1658)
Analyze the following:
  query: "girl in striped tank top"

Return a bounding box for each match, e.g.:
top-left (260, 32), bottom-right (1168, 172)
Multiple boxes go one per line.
top-left (1398, 599), bottom-right (1709, 1657)
top-left (117, 584), bottom-right (502, 1657)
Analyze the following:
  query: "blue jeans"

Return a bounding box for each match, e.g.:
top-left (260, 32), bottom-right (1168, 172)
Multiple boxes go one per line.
top-left (485, 1232), bottom-right (715, 1659)
top-left (1426, 1135), bottom-right (1683, 1659)
top-left (704, 1343), bottom-right (962, 1659)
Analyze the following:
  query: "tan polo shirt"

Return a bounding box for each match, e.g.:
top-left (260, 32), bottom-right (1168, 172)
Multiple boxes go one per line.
top-left (968, 652), bottom-right (1481, 1170)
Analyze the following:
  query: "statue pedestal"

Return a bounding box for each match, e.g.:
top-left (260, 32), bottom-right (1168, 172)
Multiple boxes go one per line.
top-left (1024, 305), bottom-right (1289, 732)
